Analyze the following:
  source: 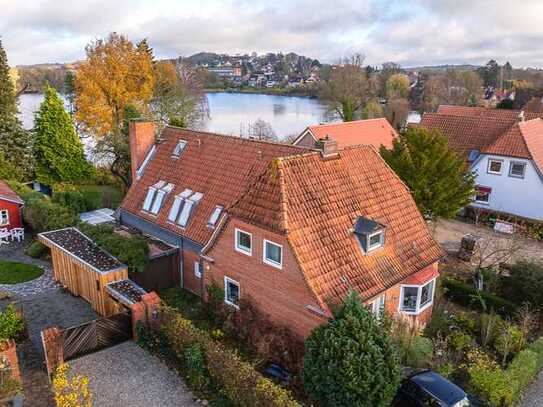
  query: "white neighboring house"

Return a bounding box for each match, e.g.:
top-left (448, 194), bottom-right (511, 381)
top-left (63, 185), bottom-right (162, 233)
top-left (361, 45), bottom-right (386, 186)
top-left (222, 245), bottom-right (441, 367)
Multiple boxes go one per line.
top-left (420, 108), bottom-right (543, 222)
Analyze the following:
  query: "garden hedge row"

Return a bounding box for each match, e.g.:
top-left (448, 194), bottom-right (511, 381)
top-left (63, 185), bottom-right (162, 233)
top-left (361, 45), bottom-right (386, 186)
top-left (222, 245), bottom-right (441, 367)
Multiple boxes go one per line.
top-left (441, 277), bottom-right (517, 316)
top-left (469, 337), bottom-right (543, 406)
top-left (160, 309), bottom-right (301, 407)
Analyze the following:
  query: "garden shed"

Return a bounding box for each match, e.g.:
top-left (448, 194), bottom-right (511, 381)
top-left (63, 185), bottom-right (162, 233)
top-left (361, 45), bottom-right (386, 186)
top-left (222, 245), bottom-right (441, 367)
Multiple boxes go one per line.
top-left (38, 227), bottom-right (128, 316)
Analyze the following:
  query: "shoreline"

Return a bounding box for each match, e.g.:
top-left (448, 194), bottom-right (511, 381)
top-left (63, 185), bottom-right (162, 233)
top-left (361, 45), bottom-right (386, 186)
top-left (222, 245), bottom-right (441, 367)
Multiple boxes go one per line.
top-left (204, 88), bottom-right (318, 98)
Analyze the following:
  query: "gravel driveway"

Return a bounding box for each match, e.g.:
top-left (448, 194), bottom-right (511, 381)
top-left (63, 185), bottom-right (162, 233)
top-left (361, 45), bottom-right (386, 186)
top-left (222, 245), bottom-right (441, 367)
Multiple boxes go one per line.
top-left (69, 341), bottom-right (198, 407)
top-left (434, 218), bottom-right (543, 264)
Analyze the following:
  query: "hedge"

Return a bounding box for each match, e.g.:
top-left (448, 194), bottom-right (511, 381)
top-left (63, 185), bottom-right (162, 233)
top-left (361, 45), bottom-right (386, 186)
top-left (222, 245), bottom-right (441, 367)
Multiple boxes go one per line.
top-left (469, 337), bottom-right (543, 406)
top-left (160, 310), bottom-right (300, 407)
top-left (441, 277), bottom-right (517, 316)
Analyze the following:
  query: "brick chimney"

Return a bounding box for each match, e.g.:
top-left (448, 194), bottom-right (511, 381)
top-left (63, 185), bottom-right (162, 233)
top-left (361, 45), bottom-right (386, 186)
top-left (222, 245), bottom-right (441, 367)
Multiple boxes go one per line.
top-left (315, 135), bottom-right (339, 159)
top-left (129, 120), bottom-right (157, 182)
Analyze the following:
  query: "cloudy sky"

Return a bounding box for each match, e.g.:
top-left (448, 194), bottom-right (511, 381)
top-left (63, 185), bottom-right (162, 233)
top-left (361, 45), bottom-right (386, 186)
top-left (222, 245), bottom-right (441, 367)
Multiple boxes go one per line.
top-left (2, 0), bottom-right (543, 68)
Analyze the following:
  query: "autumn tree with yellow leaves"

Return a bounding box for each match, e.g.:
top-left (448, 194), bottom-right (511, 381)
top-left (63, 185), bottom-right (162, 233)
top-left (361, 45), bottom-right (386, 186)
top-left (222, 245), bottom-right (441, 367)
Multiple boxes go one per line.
top-left (75, 33), bottom-right (154, 138)
top-left (75, 33), bottom-right (154, 187)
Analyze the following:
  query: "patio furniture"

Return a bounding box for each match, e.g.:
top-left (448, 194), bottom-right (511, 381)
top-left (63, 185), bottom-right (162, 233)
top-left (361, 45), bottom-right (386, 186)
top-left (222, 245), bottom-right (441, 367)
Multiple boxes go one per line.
top-left (0, 228), bottom-right (10, 245)
top-left (10, 228), bottom-right (24, 242)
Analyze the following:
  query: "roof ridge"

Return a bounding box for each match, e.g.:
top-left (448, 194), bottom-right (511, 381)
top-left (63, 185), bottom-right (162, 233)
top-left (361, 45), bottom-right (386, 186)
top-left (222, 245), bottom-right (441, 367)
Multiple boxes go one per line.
top-left (308, 118), bottom-right (388, 129)
top-left (165, 125), bottom-right (305, 151)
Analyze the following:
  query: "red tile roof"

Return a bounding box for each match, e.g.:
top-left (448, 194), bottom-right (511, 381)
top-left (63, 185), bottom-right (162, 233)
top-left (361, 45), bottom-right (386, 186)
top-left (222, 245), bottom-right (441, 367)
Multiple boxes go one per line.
top-left (121, 127), bottom-right (306, 245)
top-left (437, 105), bottom-right (543, 121)
top-left (0, 180), bottom-right (23, 205)
top-left (229, 146), bottom-right (444, 305)
top-left (421, 107), bottom-right (543, 173)
top-left (301, 118), bottom-right (398, 150)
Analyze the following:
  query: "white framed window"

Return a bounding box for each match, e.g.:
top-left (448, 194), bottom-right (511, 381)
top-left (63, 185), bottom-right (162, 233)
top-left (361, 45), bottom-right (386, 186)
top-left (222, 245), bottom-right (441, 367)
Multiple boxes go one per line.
top-left (142, 187), bottom-right (157, 211)
top-left (0, 210), bottom-right (9, 226)
top-left (194, 261), bottom-right (201, 279)
top-left (235, 229), bottom-right (252, 255)
top-left (369, 294), bottom-right (385, 319)
top-left (207, 206), bottom-right (223, 228)
top-left (263, 239), bottom-right (282, 269)
top-left (224, 276), bottom-right (240, 308)
top-left (399, 279), bottom-right (436, 315)
top-left (474, 185), bottom-right (491, 204)
top-left (509, 161), bottom-right (526, 178)
top-left (367, 231), bottom-right (384, 252)
top-left (487, 159), bottom-right (503, 175)
top-left (150, 190), bottom-right (166, 214)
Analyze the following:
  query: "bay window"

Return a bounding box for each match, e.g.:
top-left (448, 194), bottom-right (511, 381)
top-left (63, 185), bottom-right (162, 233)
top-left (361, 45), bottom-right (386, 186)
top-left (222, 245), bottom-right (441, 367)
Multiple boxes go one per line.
top-left (400, 279), bottom-right (436, 314)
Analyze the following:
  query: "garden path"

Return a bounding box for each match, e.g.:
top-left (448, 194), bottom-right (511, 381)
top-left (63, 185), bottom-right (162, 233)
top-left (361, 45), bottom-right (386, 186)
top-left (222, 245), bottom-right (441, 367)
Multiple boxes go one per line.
top-left (0, 240), bottom-right (58, 297)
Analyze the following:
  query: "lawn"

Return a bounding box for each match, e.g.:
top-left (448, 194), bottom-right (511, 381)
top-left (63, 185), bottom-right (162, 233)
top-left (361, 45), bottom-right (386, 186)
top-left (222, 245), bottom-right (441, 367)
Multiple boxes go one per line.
top-left (0, 261), bottom-right (44, 284)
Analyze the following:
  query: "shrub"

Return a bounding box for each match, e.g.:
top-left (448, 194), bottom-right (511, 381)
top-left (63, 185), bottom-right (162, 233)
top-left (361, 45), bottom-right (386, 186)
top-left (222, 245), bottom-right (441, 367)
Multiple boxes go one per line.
top-left (467, 337), bottom-right (543, 406)
top-left (0, 304), bottom-right (25, 342)
top-left (499, 262), bottom-right (543, 307)
top-left (302, 291), bottom-right (401, 407)
top-left (442, 277), bottom-right (517, 316)
top-left (77, 224), bottom-right (149, 273)
top-left (390, 315), bottom-right (433, 368)
top-left (52, 363), bottom-right (92, 407)
top-left (26, 240), bottom-right (48, 258)
top-left (160, 309), bottom-right (300, 407)
top-left (22, 196), bottom-right (78, 232)
top-left (494, 322), bottom-right (524, 366)
top-left (451, 312), bottom-right (477, 334)
top-left (449, 331), bottom-right (473, 352)
top-left (184, 344), bottom-right (208, 391)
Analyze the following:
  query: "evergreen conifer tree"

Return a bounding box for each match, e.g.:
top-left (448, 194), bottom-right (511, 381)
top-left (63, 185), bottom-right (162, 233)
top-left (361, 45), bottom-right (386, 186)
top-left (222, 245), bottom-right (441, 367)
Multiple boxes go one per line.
top-left (0, 39), bottom-right (17, 117)
top-left (380, 127), bottom-right (476, 219)
top-left (34, 84), bottom-right (92, 185)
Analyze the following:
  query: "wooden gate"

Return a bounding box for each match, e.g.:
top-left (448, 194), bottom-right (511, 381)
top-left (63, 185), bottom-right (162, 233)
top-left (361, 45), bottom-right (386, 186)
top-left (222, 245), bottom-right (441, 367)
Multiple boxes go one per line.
top-left (62, 312), bottom-right (131, 361)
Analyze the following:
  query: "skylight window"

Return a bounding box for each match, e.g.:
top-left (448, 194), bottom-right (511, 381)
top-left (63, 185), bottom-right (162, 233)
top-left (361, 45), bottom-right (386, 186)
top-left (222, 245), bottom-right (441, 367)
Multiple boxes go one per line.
top-left (142, 181), bottom-right (165, 211)
top-left (172, 140), bottom-right (187, 158)
top-left (167, 189), bottom-right (193, 223)
top-left (207, 206), bottom-right (224, 228)
top-left (177, 192), bottom-right (203, 228)
top-left (136, 145), bottom-right (157, 179)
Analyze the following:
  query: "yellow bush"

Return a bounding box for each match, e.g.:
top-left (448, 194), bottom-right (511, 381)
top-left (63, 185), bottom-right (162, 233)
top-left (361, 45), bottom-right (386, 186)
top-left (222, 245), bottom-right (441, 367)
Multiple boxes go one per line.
top-left (52, 363), bottom-right (92, 407)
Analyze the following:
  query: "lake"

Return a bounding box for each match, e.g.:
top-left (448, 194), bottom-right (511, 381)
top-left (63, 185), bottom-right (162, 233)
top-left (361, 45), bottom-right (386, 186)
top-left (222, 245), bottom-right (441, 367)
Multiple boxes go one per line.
top-left (18, 92), bottom-right (331, 139)
top-left (17, 92), bottom-right (421, 138)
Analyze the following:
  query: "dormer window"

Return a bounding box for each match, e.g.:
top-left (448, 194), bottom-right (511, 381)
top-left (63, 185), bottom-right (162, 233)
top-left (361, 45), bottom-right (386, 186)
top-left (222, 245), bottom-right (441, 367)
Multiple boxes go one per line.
top-left (353, 216), bottom-right (386, 254)
top-left (167, 189), bottom-right (203, 228)
top-left (172, 140), bottom-right (187, 158)
top-left (142, 181), bottom-right (165, 211)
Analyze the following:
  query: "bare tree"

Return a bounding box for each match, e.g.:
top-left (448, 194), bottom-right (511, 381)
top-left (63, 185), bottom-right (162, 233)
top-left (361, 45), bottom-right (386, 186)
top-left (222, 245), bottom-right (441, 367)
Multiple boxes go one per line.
top-left (246, 119), bottom-right (277, 142)
top-left (319, 53), bottom-right (369, 121)
top-left (469, 233), bottom-right (522, 290)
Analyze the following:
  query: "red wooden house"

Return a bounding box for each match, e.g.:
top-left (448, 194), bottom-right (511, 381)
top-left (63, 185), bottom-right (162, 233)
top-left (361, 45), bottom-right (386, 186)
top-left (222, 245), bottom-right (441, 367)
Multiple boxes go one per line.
top-left (0, 180), bottom-right (24, 230)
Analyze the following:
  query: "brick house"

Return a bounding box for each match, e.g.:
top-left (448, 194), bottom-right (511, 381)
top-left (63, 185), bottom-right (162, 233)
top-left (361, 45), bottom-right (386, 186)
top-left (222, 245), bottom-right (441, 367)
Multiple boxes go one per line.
top-left (292, 118), bottom-right (398, 150)
top-left (120, 122), bottom-right (443, 338)
top-left (0, 180), bottom-right (24, 230)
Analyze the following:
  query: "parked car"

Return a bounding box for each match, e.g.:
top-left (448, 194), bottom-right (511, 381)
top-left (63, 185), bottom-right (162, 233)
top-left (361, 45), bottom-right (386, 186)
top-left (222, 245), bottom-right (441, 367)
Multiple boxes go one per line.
top-left (393, 370), bottom-right (472, 407)
top-left (262, 362), bottom-right (292, 387)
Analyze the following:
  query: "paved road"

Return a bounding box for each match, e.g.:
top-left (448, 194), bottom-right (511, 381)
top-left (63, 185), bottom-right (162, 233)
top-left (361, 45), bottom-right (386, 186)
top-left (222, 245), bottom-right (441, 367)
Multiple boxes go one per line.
top-left (520, 369), bottom-right (543, 407)
top-left (69, 341), bottom-right (198, 407)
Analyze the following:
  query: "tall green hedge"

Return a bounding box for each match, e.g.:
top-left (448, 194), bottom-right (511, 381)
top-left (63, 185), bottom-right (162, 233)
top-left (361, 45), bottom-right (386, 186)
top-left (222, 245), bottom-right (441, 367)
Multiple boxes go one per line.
top-left (159, 310), bottom-right (300, 407)
top-left (442, 277), bottom-right (517, 316)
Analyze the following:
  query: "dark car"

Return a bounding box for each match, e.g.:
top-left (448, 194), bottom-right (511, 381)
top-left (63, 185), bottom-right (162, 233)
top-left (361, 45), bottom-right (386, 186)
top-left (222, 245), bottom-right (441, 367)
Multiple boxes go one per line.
top-left (393, 370), bottom-right (471, 407)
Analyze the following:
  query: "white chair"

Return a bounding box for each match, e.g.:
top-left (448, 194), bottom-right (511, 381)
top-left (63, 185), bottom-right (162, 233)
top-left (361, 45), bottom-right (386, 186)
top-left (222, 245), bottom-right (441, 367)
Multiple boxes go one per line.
top-left (10, 228), bottom-right (24, 243)
top-left (0, 228), bottom-right (10, 245)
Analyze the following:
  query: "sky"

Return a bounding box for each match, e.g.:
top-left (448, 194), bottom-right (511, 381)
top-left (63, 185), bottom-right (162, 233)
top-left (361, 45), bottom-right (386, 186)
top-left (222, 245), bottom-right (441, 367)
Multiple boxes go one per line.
top-left (2, 0), bottom-right (543, 68)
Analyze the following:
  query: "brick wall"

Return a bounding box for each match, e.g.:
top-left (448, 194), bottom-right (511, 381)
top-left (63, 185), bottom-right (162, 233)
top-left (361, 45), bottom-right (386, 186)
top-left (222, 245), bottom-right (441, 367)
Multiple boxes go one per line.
top-left (128, 121), bottom-right (156, 181)
top-left (205, 219), bottom-right (327, 338)
top-left (0, 340), bottom-right (21, 383)
top-left (182, 249), bottom-right (203, 295)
